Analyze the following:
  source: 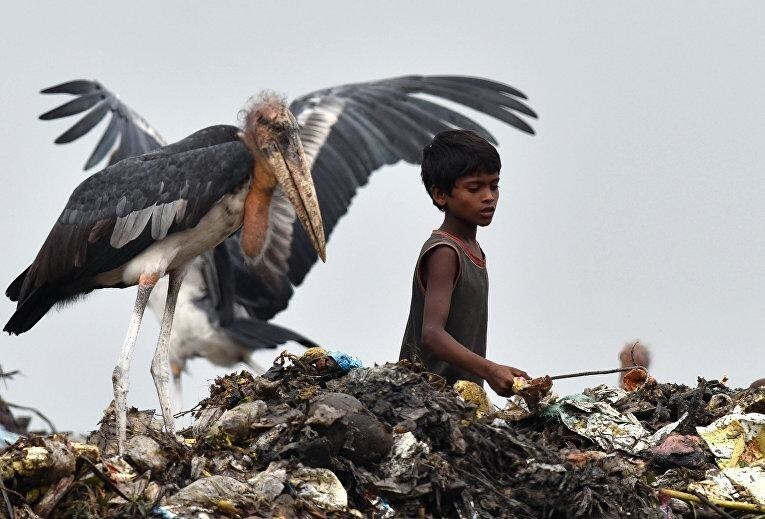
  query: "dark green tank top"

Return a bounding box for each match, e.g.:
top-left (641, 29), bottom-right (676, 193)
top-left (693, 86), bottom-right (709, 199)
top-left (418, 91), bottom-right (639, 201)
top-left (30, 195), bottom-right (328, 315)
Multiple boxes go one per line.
top-left (399, 230), bottom-right (488, 386)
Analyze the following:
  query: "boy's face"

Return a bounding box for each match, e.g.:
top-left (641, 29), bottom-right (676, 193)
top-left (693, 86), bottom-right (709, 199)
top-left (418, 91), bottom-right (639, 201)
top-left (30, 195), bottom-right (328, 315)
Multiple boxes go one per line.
top-left (432, 170), bottom-right (500, 226)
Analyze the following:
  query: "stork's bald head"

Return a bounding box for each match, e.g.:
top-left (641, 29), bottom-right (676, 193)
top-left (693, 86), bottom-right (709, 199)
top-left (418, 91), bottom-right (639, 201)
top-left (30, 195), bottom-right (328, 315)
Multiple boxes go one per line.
top-left (241, 92), bottom-right (298, 150)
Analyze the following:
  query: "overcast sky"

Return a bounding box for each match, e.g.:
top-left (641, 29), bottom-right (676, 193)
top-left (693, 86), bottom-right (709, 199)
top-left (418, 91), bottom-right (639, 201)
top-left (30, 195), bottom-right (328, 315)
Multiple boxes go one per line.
top-left (2, 1), bottom-right (765, 433)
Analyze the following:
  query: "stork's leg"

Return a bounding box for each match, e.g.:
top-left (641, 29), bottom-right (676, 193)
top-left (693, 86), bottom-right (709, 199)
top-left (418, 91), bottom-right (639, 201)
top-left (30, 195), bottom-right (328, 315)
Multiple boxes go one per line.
top-left (113, 275), bottom-right (156, 456)
top-left (150, 267), bottom-right (188, 437)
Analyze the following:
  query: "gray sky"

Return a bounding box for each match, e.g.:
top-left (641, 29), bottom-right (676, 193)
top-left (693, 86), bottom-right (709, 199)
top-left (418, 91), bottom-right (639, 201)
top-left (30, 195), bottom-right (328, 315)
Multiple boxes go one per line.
top-left (2, 1), bottom-right (765, 433)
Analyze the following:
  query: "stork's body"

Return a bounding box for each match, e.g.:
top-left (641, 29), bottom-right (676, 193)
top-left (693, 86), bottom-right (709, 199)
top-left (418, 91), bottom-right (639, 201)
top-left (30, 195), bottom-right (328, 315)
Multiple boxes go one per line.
top-left (24, 74), bottom-right (537, 405)
top-left (96, 186), bottom-right (249, 288)
top-left (5, 101), bottom-right (326, 455)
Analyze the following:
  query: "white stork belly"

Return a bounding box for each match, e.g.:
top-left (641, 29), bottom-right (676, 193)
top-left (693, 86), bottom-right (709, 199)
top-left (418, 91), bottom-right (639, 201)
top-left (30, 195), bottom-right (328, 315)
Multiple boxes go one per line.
top-left (96, 186), bottom-right (249, 286)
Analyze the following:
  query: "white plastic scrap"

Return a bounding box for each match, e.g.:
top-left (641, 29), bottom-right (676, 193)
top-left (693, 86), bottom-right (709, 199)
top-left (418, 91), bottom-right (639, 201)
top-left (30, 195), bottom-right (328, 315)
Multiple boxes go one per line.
top-left (167, 475), bottom-right (252, 507)
top-left (554, 393), bottom-right (687, 454)
top-left (584, 384), bottom-right (629, 404)
top-left (688, 467), bottom-right (765, 505)
top-left (289, 467), bottom-right (348, 511)
top-left (688, 469), bottom-right (740, 502)
top-left (248, 462), bottom-right (287, 501)
top-left (723, 467), bottom-right (765, 504)
top-left (384, 432), bottom-right (430, 479)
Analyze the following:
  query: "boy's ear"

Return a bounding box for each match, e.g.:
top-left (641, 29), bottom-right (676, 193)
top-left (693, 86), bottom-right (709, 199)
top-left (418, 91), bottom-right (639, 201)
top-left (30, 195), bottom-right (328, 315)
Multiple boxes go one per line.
top-left (430, 186), bottom-right (448, 208)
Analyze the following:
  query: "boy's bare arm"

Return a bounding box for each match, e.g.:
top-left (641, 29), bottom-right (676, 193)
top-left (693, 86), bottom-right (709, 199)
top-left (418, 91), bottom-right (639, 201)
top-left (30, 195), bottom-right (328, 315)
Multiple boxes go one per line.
top-left (420, 246), bottom-right (529, 396)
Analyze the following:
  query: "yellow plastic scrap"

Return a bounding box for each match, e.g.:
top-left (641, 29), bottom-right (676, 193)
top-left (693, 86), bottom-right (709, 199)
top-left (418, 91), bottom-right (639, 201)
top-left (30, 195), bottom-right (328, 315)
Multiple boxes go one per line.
top-left (11, 446), bottom-right (51, 476)
top-left (71, 442), bottom-right (99, 462)
top-left (454, 380), bottom-right (492, 419)
top-left (298, 385), bottom-right (320, 401)
top-left (216, 499), bottom-right (239, 515)
top-left (512, 377), bottom-right (530, 394)
top-left (697, 413), bottom-right (765, 469)
top-left (301, 347), bottom-right (328, 363)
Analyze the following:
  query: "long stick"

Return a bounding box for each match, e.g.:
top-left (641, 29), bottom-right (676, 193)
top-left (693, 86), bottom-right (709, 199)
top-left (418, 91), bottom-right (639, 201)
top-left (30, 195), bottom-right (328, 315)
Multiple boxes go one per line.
top-left (659, 488), bottom-right (765, 514)
top-left (549, 366), bottom-right (646, 380)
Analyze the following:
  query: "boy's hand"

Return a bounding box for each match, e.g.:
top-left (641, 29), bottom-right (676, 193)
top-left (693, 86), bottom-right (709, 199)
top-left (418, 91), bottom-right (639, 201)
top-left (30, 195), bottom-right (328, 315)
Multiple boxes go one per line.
top-left (485, 363), bottom-right (530, 397)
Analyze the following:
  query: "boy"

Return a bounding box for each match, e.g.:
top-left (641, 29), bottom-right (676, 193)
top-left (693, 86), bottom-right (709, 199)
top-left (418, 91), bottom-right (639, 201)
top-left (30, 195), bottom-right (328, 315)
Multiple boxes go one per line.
top-left (399, 130), bottom-right (530, 397)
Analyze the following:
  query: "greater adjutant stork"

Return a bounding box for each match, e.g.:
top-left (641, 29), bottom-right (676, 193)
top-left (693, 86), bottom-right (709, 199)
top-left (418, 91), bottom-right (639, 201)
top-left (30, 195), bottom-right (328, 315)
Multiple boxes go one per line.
top-left (4, 93), bottom-right (326, 454)
top-left (27, 75), bottom-right (538, 392)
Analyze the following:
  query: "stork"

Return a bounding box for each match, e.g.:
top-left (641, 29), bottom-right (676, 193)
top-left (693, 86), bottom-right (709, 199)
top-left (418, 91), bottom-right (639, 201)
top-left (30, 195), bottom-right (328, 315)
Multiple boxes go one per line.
top-left (4, 93), bottom-right (326, 454)
top-left (30, 75), bottom-right (538, 394)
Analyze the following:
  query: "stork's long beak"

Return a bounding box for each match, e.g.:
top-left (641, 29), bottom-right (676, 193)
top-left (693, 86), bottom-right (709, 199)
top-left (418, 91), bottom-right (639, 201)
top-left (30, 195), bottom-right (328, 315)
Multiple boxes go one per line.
top-left (263, 127), bottom-right (326, 262)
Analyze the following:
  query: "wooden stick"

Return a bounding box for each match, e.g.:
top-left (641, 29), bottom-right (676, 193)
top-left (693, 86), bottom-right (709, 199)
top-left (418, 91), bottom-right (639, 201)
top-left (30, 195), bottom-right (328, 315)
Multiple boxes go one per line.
top-left (549, 366), bottom-right (646, 380)
top-left (659, 488), bottom-right (765, 513)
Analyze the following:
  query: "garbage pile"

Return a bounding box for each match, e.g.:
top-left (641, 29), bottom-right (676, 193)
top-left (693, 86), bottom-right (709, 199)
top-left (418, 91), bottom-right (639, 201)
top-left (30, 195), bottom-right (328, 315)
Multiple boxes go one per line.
top-left (1, 349), bottom-right (764, 518)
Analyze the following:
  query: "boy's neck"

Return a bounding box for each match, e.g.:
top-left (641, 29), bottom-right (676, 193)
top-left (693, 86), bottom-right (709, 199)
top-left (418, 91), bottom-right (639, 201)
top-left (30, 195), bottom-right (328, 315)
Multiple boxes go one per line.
top-left (439, 214), bottom-right (478, 244)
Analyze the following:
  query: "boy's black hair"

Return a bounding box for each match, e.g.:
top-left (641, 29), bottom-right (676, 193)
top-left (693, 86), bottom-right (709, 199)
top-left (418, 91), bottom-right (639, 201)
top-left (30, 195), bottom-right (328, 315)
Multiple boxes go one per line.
top-left (421, 130), bottom-right (501, 211)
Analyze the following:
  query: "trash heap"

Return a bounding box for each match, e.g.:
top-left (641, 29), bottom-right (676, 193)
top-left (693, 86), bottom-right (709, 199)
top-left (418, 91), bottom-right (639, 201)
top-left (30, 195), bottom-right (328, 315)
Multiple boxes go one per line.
top-left (1, 349), bottom-right (764, 518)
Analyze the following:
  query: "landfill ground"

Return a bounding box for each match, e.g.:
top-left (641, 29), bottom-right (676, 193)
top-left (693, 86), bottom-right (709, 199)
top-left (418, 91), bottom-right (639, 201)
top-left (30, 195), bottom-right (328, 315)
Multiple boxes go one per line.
top-left (1, 350), bottom-right (764, 519)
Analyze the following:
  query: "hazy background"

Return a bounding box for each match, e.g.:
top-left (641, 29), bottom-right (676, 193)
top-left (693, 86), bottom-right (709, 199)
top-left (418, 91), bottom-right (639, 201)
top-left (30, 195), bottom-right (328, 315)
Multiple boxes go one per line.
top-left (2, 2), bottom-right (764, 433)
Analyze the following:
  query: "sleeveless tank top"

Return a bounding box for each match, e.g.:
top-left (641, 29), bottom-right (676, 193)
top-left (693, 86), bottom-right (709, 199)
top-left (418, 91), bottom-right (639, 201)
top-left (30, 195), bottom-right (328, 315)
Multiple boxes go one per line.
top-left (399, 230), bottom-right (488, 386)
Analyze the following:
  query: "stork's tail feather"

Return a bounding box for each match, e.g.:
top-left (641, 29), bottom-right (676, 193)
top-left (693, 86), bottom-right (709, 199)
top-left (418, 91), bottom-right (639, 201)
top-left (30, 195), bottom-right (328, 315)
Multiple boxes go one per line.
top-left (221, 318), bottom-right (318, 352)
top-left (5, 267), bottom-right (30, 302)
top-left (3, 286), bottom-right (59, 335)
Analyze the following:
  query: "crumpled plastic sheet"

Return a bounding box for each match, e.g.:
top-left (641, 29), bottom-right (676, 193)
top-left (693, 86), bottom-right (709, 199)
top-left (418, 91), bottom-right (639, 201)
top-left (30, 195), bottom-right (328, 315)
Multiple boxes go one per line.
top-left (584, 384), bottom-right (629, 404)
top-left (326, 351), bottom-right (363, 372)
top-left (696, 412), bottom-right (765, 468)
top-left (370, 431), bottom-right (432, 497)
top-left (248, 462), bottom-right (287, 501)
top-left (0, 424), bottom-right (20, 447)
top-left (165, 475), bottom-right (253, 507)
top-left (550, 388), bottom-right (687, 454)
top-left (289, 467), bottom-right (348, 510)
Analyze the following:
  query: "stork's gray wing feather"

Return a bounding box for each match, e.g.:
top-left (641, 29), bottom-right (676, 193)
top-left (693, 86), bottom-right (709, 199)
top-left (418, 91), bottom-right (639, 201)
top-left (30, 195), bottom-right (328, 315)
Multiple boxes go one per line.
top-left (40, 79), bottom-right (166, 169)
top-left (233, 74), bottom-right (537, 320)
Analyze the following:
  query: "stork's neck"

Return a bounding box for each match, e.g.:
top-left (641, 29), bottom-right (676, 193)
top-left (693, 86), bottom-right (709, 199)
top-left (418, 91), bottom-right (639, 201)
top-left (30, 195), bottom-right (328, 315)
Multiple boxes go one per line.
top-left (240, 158), bottom-right (277, 259)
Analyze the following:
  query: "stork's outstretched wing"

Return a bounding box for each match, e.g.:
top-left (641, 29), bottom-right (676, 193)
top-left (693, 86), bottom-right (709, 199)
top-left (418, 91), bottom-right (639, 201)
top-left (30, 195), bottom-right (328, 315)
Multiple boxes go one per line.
top-left (234, 75), bottom-right (537, 320)
top-left (40, 79), bottom-right (165, 169)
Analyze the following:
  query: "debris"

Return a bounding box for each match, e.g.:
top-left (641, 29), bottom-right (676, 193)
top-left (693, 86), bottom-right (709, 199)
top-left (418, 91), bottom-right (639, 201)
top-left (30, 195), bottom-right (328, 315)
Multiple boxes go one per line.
top-left (622, 367), bottom-right (656, 392)
top-left (289, 466), bottom-right (348, 510)
top-left (166, 474), bottom-right (254, 507)
top-left (326, 351), bottom-right (363, 372)
top-left (648, 434), bottom-right (708, 469)
top-left (660, 487), bottom-right (765, 514)
top-left (547, 391), bottom-right (687, 454)
top-left (0, 425), bottom-right (20, 447)
top-left (125, 435), bottom-right (170, 474)
top-left (696, 413), bottom-right (765, 468)
top-left (512, 375), bottom-right (553, 409)
top-left (453, 380), bottom-right (493, 418)
top-left (2, 353), bottom-right (765, 518)
top-left (247, 461), bottom-right (286, 501)
top-left (205, 400), bottom-right (267, 444)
